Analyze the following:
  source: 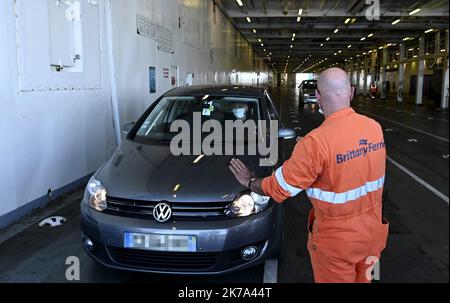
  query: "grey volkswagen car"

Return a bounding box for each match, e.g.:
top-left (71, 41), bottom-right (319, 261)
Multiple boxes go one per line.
top-left (81, 85), bottom-right (295, 275)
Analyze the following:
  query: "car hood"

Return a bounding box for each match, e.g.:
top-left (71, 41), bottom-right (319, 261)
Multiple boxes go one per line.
top-left (97, 140), bottom-right (274, 203)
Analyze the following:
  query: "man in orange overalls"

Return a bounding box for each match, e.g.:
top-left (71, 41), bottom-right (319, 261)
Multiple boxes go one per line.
top-left (229, 68), bottom-right (389, 283)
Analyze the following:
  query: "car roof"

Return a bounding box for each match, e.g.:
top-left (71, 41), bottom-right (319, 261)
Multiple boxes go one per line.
top-left (164, 85), bottom-right (266, 98)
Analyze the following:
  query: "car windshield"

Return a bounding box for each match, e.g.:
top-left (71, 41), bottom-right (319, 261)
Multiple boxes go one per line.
top-left (302, 81), bottom-right (317, 89)
top-left (134, 96), bottom-right (260, 143)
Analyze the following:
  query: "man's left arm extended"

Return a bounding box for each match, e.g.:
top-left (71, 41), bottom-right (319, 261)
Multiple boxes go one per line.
top-left (229, 136), bottom-right (325, 202)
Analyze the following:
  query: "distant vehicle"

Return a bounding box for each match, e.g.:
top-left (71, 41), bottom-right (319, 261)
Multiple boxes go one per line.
top-left (299, 80), bottom-right (318, 104)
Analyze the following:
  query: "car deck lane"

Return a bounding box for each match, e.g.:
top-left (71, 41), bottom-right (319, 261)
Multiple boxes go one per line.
top-left (0, 88), bottom-right (448, 283)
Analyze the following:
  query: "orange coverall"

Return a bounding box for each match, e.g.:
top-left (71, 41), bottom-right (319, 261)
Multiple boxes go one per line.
top-left (262, 108), bottom-right (389, 283)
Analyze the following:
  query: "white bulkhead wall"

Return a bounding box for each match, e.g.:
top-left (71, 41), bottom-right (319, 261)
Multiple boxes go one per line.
top-left (0, 0), bottom-right (270, 222)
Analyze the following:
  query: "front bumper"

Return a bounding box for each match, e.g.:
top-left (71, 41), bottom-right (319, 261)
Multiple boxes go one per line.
top-left (80, 201), bottom-right (283, 275)
top-left (301, 96), bottom-right (317, 103)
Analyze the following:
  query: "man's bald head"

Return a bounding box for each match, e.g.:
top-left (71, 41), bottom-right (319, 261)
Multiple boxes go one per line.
top-left (316, 68), bottom-right (353, 117)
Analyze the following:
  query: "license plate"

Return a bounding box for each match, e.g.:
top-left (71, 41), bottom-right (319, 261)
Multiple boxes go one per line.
top-left (124, 232), bottom-right (197, 252)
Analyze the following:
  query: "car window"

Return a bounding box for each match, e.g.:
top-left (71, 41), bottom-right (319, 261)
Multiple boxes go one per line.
top-left (302, 81), bottom-right (317, 89)
top-left (134, 96), bottom-right (261, 142)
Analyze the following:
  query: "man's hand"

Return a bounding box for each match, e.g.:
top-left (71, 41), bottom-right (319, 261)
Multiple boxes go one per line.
top-left (229, 158), bottom-right (254, 188)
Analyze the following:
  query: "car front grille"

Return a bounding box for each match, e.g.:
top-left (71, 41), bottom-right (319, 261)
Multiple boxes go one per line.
top-left (107, 241), bottom-right (266, 272)
top-left (108, 247), bottom-right (219, 271)
top-left (104, 196), bottom-right (230, 221)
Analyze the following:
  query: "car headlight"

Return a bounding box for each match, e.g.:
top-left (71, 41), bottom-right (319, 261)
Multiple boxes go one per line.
top-left (226, 191), bottom-right (271, 218)
top-left (85, 176), bottom-right (107, 212)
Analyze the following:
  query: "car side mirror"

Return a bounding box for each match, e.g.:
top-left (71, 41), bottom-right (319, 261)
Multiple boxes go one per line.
top-left (121, 121), bottom-right (136, 135)
top-left (278, 127), bottom-right (296, 140)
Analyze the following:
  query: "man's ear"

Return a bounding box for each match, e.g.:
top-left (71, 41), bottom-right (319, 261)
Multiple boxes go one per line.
top-left (315, 89), bottom-right (321, 102)
top-left (350, 86), bottom-right (355, 101)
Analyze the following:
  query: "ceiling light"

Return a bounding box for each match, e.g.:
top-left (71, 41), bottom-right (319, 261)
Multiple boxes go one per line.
top-left (378, 46), bottom-right (383, 49)
top-left (368, 33), bottom-right (374, 37)
top-left (409, 8), bottom-right (421, 15)
top-left (290, 45), bottom-right (293, 48)
top-left (292, 37), bottom-right (295, 41)
top-left (292, 33), bottom-right (296, 37)
top-left (338, 50), bottom-right (342, 53)
top-left (258, 38), bottom-right (262, 42)
top-left (320, 43), bottom-right (324, 46)
top-left (297, 16), bottom-right (301, 22)
top-left (326, 37), bottom-right (330, 41)
top-left (298, 8), bottom-right (303, 16)
top-left (361, 37), bottom-right (366, 41)
top-left (236, 0), bottom-right (243, 7)
top-left (392, 19), bottom-right (401, 25)
top-left (260, 43), bottom-right (264, 47)
top-left (403, 37), bottom-right (411, 41)
top-left (348, 45), bottom-right (352, 48)
top-left (246, 17), bottom-right (251, 23)
top-left (424, 29), bottom-right (434, 34)
top-left (334, 28), bottom-right (339, 34)
top-left (345, 18), bottom-right (351, 24)
top-left (252, 29), bottom-right (257, 34)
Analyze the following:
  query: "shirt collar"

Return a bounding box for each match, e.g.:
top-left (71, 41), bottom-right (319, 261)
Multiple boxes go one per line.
top-left (324, 107), bottom-right (355, 123)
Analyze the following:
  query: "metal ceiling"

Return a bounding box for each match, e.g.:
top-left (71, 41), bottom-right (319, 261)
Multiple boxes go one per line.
top-left (215, 0), bottom-right (449, 73)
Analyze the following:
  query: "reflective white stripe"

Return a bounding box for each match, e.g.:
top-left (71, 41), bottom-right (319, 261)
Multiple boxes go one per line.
top-left (275, 167), bottom-right (303, 197)
top-left (306, 175), bottom-right (385, 205)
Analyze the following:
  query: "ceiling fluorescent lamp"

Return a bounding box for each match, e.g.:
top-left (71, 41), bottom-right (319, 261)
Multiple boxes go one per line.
top-left (409, 8), bottom-right (421, 15)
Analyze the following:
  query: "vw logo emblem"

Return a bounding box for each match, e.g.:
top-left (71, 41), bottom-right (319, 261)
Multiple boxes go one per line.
top-left (153, 203), bottom-right (172, 223)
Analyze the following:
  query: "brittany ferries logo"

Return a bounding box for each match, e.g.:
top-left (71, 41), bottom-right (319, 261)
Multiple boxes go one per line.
top-left (336, 139), bottom-right (385, 164)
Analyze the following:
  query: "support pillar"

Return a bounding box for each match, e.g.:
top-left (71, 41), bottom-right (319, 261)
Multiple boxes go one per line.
top-left (381, 47), bottom-right (388, 99)
top-left (441, 30), bottom-right (449, 109)
top-left (364, 54), bottom-right (369, 96)
top-left (398, 43), bottom-right (405, 102)
top-left (415, 37), bottom-right (425, 105)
